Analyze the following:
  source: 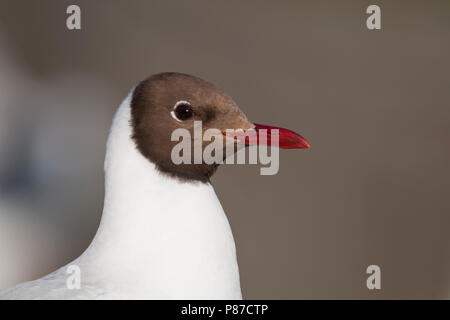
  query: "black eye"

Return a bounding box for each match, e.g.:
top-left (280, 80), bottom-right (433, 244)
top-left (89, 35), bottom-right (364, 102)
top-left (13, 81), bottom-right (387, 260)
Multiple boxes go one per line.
top-left (173, 101), bottom-right (194, 121)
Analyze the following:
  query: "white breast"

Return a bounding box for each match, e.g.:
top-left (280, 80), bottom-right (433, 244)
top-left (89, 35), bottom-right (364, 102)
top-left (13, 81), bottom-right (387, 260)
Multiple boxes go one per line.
top-left (0, 91), bottom-right (242, 300)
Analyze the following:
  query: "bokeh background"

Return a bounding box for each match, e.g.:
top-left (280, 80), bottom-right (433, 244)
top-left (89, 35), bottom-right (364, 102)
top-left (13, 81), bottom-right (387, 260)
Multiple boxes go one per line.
top-left (0, 0), bottom-right (449, 299)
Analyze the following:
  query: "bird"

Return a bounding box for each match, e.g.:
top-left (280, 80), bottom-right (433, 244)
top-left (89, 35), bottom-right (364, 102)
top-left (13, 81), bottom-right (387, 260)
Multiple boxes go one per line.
top-left (0, 72), bottom-right (309, 299)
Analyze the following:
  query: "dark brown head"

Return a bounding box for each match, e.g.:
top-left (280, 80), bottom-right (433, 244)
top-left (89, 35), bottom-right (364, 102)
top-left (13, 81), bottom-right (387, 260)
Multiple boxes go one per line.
top-left (130, 72), bottom-right (253, 183)
top-left (130, 72), bottom-right (310, 183)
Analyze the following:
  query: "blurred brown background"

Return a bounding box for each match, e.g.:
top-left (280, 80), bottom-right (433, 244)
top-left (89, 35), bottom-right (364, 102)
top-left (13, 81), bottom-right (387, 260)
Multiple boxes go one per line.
top-left (0, 0), bottom-right (449, 299)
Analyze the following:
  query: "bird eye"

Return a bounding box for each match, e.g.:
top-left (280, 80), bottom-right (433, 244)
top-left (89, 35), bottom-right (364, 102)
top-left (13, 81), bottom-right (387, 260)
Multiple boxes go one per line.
top-left (171, 101), bottom-right (194, 121)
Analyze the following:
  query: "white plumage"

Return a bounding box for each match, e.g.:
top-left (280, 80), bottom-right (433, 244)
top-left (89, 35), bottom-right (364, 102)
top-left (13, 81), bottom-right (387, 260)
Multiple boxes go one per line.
top-left (0, 91), bottom-right (242, 299)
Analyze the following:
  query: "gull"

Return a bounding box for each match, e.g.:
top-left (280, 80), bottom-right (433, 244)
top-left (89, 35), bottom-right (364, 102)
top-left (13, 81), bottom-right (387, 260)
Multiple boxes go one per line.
top-left (0, 72), bottom-right (309, 299)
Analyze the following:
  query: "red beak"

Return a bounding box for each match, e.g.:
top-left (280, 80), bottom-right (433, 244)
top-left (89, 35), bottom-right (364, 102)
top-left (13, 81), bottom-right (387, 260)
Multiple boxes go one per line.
top-left (253, 123), bottom-right (310, 149)
top-left (224, 123), bottom-right (310, 149)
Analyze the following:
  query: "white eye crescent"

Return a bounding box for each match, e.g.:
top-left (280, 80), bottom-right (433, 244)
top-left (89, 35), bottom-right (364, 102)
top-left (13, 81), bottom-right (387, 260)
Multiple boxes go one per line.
top-left (171, 100), bottom-right (193, 122)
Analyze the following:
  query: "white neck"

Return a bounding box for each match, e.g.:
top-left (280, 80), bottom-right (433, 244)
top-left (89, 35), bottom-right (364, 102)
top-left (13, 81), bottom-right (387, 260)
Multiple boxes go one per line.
top-left (77, 92), bottom-right (241, 299)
